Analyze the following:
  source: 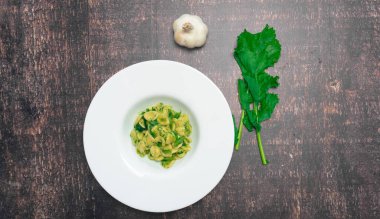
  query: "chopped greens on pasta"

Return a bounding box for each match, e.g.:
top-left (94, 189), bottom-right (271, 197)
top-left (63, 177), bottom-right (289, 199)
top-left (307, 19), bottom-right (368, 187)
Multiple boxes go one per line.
top-left (130, 103), bottom-right (192, 168)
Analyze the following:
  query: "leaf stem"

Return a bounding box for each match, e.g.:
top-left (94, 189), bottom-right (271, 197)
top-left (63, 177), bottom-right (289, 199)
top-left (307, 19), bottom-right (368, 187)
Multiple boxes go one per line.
top-left (256, 130), bottom-right (267, 165)
top-left (254, 104), bottom-right (268, 165)
top-left (235, 110), bottom-right (245, 150)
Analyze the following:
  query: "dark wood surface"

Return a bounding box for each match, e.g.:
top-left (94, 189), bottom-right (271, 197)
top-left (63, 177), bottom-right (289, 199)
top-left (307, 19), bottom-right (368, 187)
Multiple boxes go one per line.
top-left (1, 0), bottom-right (379, 218)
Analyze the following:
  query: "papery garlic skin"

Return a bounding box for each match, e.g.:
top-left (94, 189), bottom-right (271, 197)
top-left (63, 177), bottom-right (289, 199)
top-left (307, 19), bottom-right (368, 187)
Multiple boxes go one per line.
top-left (173, 14), bottom-right (208, 48)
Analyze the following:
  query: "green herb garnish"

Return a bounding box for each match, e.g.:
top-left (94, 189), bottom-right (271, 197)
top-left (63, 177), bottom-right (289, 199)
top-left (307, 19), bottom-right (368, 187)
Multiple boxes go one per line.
top-left (233, 25), bottom-right (281, 165)
top-left (134, 122), bottom-right (146, 132)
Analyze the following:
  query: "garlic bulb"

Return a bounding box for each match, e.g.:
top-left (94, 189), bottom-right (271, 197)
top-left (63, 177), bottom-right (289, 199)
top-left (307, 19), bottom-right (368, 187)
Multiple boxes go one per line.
top-left (173, 14), bottom-right (208, 48)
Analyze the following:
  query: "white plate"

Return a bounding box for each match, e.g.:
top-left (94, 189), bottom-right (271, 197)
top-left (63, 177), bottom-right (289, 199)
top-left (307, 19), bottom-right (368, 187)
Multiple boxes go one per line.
top-left (83, 60), bottom-right (234, 212)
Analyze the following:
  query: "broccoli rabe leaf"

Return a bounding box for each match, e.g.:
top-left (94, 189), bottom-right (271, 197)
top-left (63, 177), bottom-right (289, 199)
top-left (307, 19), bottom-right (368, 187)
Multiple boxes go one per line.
top-left (234, 25), bottom-right (281, 132)
top-left (233, 24), bottom-right (282, 165)
top-left (234, 25), bottom-right (281, 77)
top-left (257, 93), bottom-right (279, 123)
top-left (244, 72), bottom-right (279, 103)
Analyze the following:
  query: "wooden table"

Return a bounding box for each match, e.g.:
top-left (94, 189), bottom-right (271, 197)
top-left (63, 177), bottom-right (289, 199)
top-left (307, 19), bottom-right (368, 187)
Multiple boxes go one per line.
top-left (1, 0), bottom-right (379, 218)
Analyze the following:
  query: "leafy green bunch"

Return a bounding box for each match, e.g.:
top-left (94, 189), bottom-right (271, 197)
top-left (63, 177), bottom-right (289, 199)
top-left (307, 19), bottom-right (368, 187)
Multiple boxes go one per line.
top-left (233, 25), bottom-right (282, 165)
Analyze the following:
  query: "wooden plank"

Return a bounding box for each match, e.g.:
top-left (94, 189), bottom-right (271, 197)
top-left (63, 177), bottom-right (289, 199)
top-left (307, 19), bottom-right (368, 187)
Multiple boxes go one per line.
top-left (0, 0), bottom-right (379, 218)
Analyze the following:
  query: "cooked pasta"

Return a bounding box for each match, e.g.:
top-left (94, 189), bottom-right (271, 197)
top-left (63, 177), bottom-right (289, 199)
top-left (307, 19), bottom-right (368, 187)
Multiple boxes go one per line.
top-left (130, 103), bottom-right (192, 168)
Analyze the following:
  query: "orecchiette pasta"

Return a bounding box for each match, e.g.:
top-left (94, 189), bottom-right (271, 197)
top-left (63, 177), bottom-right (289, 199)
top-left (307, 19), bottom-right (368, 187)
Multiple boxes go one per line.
top-left (130, 103), bottom-right (192, 168)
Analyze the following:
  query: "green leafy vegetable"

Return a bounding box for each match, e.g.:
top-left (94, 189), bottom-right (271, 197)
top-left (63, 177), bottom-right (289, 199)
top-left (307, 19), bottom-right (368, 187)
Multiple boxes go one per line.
top-left (149, 120), bottom-right (159, 126)
top-left (174, 136), bottom-right (184, 146)
top-left (134, 123), bottom-right (146, 132)
top-left (233, 25), bottom-right (281, 165)
top-left (173, 111), bottom-right (181, 119)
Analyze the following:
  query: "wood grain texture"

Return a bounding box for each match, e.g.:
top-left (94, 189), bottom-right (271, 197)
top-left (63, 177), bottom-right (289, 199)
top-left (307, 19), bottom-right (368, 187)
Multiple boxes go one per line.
top-left (0, 0), bottom-right (379, 218)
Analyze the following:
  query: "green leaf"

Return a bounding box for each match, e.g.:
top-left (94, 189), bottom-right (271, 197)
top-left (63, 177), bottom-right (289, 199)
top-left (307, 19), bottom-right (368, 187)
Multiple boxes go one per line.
top-left (237, 79), bottom-right (253, 110)
top-left (233, 24), bottom-right (281, 164)
top-left (243, 111), bottom-right (255, 132)
top-left (234, 25), bottom-right (281, 132)
top-left (234, 25), bottom-right (281, 165)
top-left (258, 93), bottom-right (279, 123)
top-left (173, 111), bottom-right (181, 119)
top-left (168, 110), bottom-right (173, 119)
top-left (245, 108), bottom-right (262, 131)
top-left (162, 157), bottom-right (174, 162)
top-left (234, 25), bottom-right (281, 76)
top-left (149, 120), bottom-right (159, 126)
top-left (244, 72), bottom-right (279, 103)
top-left (174, 136), bottom-right (184, 146)
top-left (134, 123), bottom-right (146, 132)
